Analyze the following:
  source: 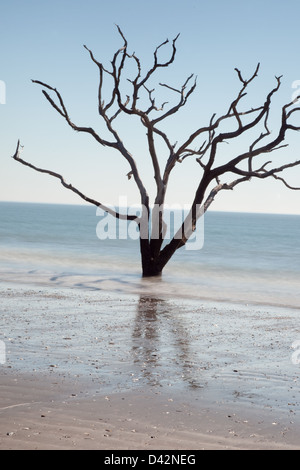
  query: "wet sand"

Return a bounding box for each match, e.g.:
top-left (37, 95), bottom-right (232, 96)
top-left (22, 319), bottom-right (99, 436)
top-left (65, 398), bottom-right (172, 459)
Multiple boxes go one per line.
top-left (0, 282), bottom-right (300, 450)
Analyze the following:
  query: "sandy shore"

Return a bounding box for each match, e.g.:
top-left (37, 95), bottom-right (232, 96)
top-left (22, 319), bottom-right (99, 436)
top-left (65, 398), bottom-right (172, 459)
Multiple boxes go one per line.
top-left (1, 282), bottom-right (300, 450)
top-left (1, 371), bottom-right (300, 450)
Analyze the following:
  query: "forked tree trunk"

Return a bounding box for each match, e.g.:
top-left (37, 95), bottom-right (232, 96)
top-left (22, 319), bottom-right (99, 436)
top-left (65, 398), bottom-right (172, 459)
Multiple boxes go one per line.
top-left (140, 182), bottom-right (208, 277)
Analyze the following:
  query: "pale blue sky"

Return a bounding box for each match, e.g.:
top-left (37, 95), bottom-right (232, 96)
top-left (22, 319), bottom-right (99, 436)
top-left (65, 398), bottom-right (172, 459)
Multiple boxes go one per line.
top-left (1, 0), bottom-right (300, 214)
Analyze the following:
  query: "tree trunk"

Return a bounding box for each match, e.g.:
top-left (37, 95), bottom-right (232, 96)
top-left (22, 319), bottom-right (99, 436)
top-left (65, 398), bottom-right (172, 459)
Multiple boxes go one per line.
top-left (142, 262), bottom-right (163, 278)
top-left (139, 237), bottom-right (162, 277)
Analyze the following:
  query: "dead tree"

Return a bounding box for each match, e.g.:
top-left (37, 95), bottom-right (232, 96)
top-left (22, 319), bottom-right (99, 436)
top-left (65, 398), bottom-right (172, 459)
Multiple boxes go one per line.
top-left (13, 26), bottom-right (300, 277)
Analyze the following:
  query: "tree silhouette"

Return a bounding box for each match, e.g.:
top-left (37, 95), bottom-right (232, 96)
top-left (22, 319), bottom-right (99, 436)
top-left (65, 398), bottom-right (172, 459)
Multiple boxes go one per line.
top-left (13, 26), bottom-right (300, 277)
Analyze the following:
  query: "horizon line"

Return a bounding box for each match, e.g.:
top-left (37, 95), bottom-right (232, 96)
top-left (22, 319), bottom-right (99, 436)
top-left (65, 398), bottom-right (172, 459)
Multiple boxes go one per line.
top-left (1, 199), bottom-right (300, 217)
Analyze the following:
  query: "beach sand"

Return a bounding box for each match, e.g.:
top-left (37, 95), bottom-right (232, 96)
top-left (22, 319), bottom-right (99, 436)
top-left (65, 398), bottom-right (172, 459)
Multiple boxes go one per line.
top-left (0, 282), bottom-right (300, 450)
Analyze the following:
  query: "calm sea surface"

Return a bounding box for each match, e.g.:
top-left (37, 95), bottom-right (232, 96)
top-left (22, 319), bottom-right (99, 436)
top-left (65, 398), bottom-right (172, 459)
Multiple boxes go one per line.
top-left (0, 201), bottom-right (299, 308)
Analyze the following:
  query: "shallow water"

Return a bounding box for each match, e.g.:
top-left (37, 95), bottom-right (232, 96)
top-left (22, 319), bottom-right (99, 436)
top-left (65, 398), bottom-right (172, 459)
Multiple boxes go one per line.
top-left (0, 201), bottom-right (300, 308)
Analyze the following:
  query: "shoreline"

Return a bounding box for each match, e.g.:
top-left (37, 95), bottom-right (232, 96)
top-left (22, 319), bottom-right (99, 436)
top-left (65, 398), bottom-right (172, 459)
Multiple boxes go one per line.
top-left (1, 281), bottom-right (300, 450)
top-left (0, 268), bottom-right (299, 312)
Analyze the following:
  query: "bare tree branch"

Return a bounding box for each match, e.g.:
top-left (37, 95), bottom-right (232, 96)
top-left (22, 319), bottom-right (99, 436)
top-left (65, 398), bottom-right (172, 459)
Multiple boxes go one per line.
top-left (271, 174), bottom-right (300, 190)
top-left (136, 33), bottom-right (180, 92)
top-left (32, 77), bottom-right (150, 213)
top-left (158, 70), bottom-right (300, 272)
top-left (152, 75), bottom-right (197, 125)
top-left (212, 95), bottom-right (300, 181)
top-left (32, 80), bottom-right (117, 148)
top-left (12, 141), bottom-right (137, 220)
top-left (230, 158), bottom-right (300, 180)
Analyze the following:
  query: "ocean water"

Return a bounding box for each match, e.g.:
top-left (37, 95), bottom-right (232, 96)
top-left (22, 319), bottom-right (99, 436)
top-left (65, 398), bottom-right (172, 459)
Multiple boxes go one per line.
top-left (0, 201), bottom-right (299, 308)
